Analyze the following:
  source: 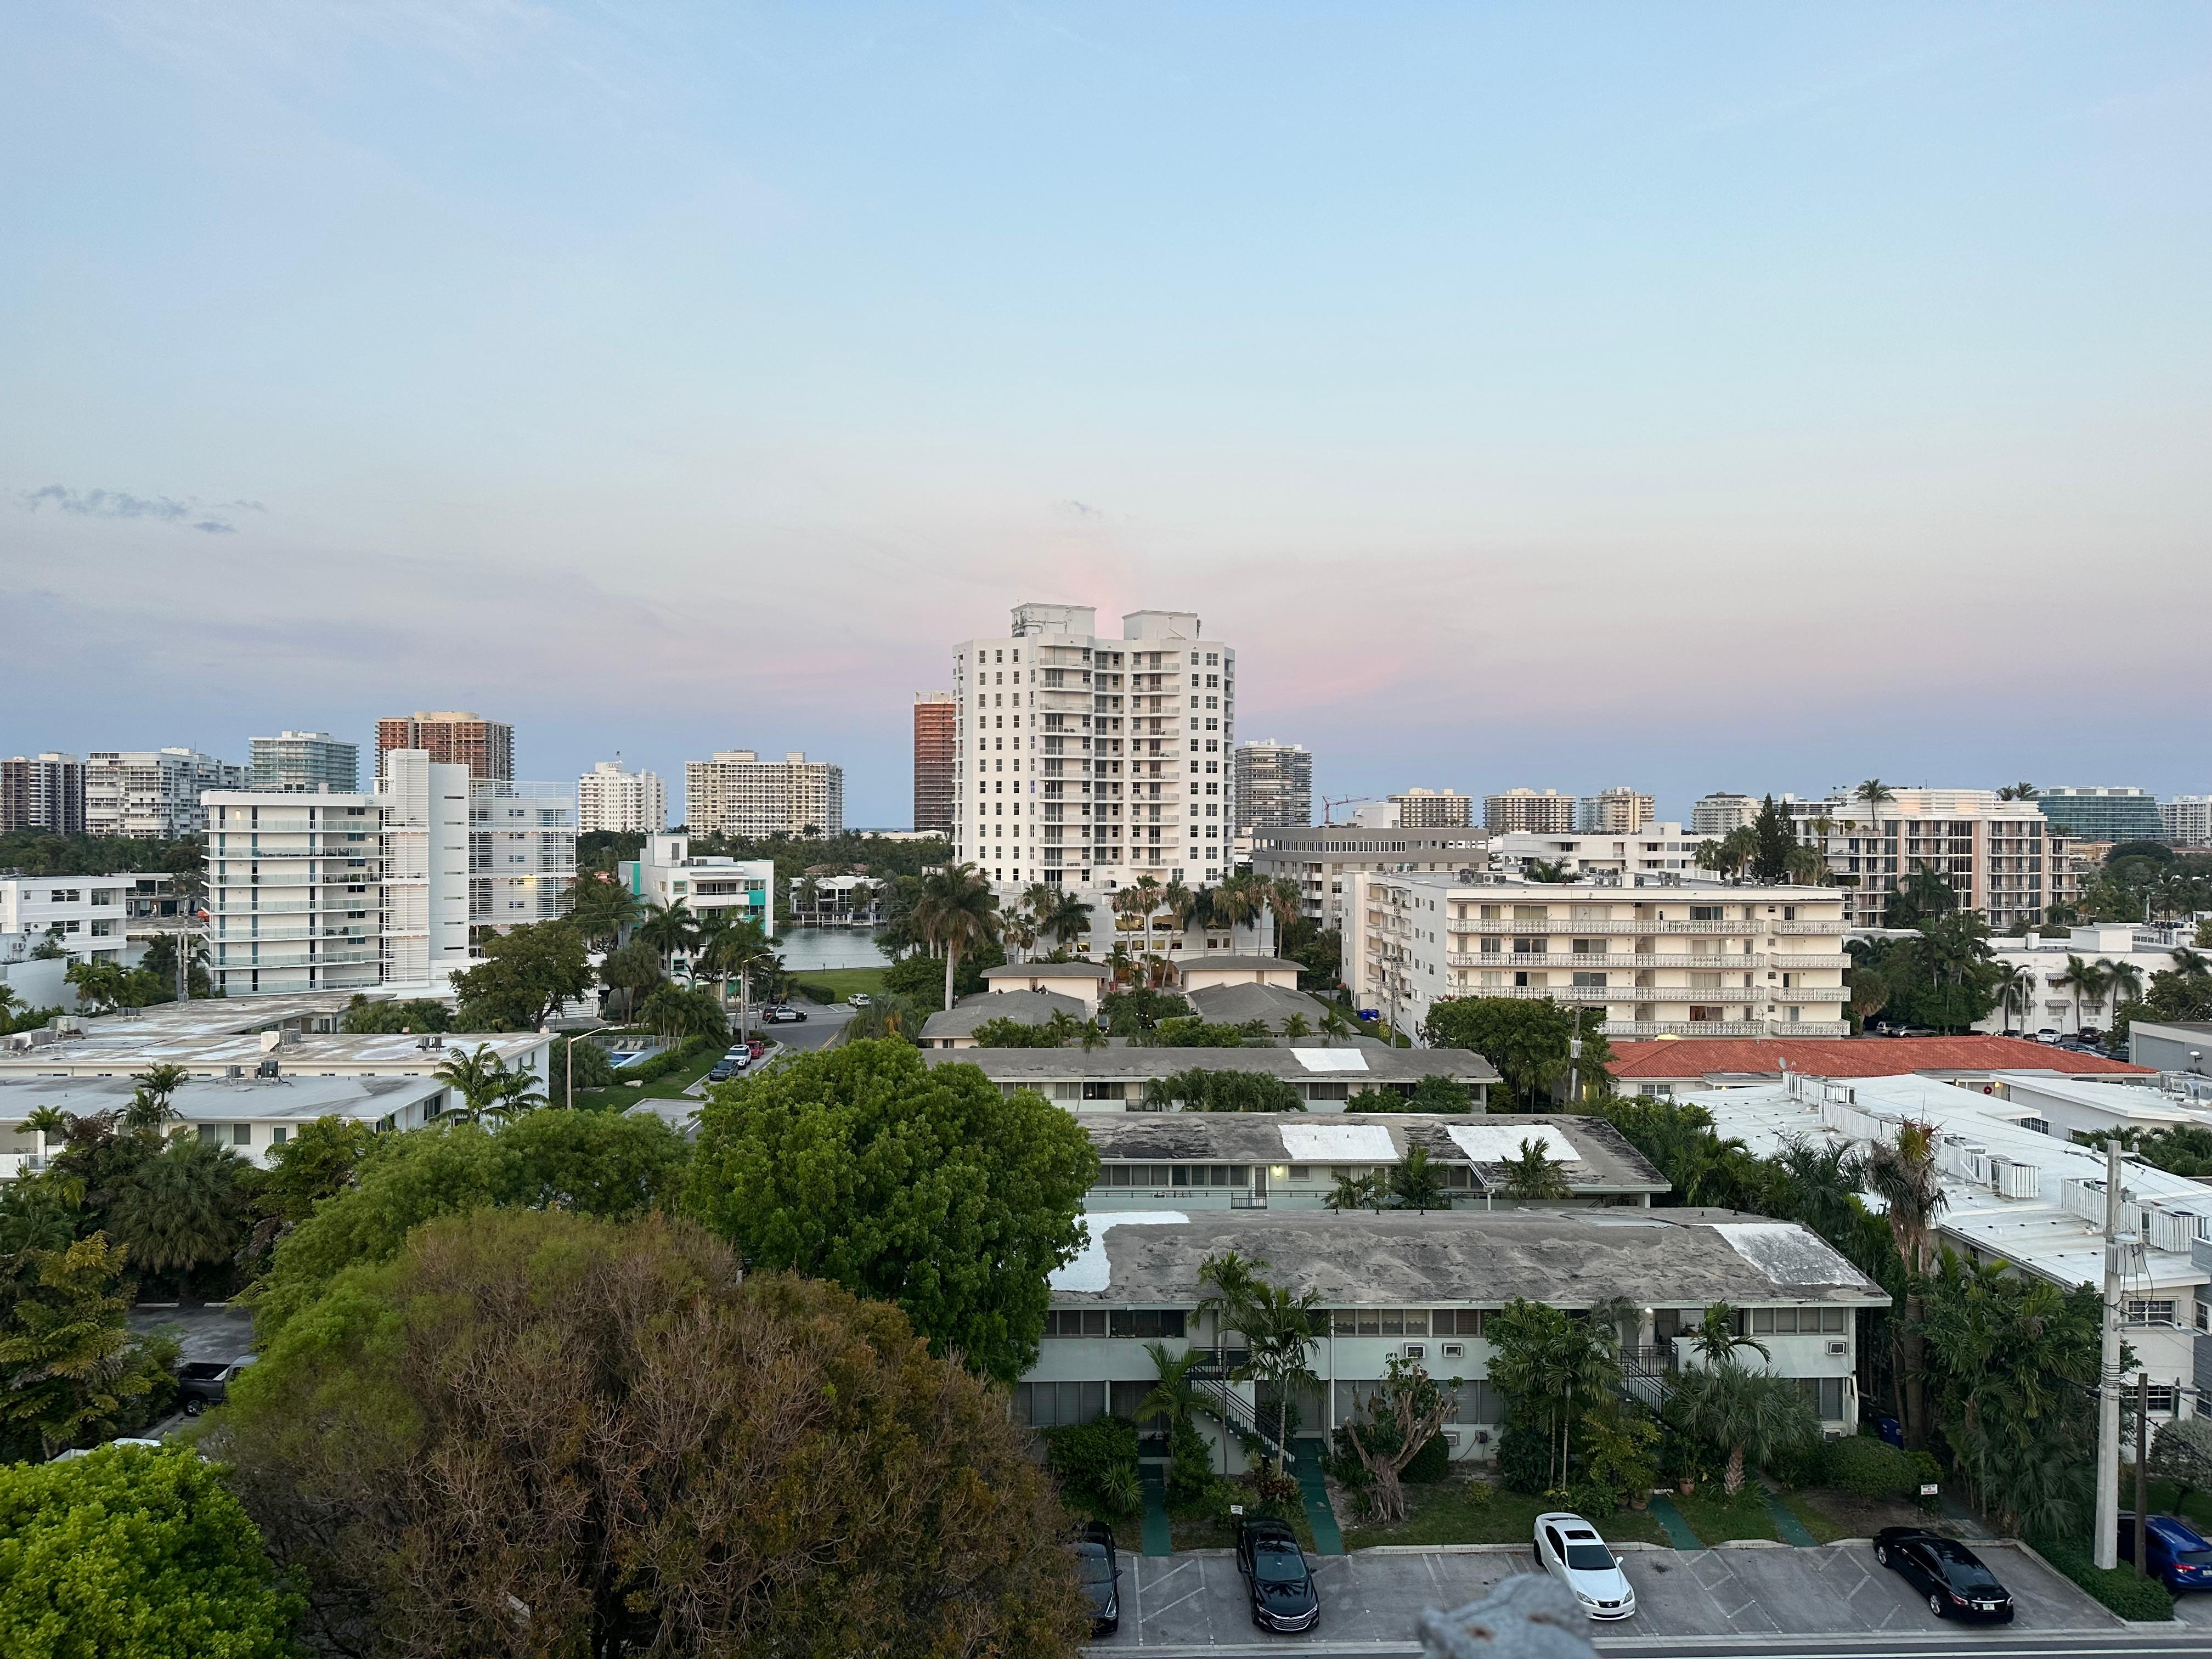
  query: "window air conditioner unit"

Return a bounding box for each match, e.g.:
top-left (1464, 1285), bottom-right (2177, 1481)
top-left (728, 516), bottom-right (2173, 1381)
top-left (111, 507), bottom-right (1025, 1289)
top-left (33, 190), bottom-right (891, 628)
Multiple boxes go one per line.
top-left (1403, 1342), bottom-right (1426, 1361)
top-left (1826, 1340), bottom-right (1848, 1357)
top-left (1441, 1341), bottom-right (1465, 1359)
top-left (1443, 1430), bottom-right (1460, 1447)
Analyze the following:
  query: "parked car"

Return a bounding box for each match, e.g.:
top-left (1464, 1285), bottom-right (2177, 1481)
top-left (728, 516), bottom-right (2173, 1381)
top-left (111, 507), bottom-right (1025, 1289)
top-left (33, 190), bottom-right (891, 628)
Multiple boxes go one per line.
top-left (50, 1438), bottom-right (163, 1462)
top-left (2118, 1513), bottom-right (2212, 1593)
top-left (176, 1356), bottom-right (257, 1416)
top-left (745, 1039), bottom-right (768, 1059)
top-left (707, 1059), bottom-right (739, 1082)
top-left (1235, 1515), bottom-right (1319, 1633)
top-left (765, 1006), bottom-right (808, 1023)
top-left (1069, 1519), bottom-right (1121, 1634)
top-left (1533, 1511), bottom-right (1637, 1620)
top-left (1874, 1527), bottom-right (2015, 1621)
top-left (848, 993), bottom-right (871, 1007)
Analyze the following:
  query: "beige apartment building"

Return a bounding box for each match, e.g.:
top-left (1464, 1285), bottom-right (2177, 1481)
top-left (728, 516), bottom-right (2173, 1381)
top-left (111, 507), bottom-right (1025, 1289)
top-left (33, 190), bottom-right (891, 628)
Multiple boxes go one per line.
top-left (1483, 788), bottom-right (1575, 834)
top-left (685, 751), bottom-right (844, 839)
top-left (1787, 789), bottom-right (2081, 930)
top-left (1389, 787), bottom-right (1474, 828)
top-left (1250, 825), bottom-right (1489, 930)
top-left (951, 603), bottom-right (1236, 891)
top-left (1345, 871), bottom-right (1851, 1041)
top-left (1577, 787), bottom-right (1655, 833)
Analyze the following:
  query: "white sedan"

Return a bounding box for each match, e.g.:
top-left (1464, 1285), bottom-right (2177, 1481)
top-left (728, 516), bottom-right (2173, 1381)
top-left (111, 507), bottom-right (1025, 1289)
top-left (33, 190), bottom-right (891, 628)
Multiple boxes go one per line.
top-left (1534, 1511), bottom-right (1637, 1620)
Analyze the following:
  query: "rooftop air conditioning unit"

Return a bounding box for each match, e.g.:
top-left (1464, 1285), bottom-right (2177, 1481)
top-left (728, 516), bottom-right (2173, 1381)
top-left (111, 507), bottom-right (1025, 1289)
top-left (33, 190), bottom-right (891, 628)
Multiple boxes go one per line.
top-left (1403, 1342), bottom-right (1426, 1361)
top-left (226, 1065), bottom-right (245, 1080)
top-left (1441, 1341), bottom-right (1466, 1359)
top-left (1995, 1161), bottom-right (2040, 1200)
top-left (1826, 1340), bottom-right (1848, 1357)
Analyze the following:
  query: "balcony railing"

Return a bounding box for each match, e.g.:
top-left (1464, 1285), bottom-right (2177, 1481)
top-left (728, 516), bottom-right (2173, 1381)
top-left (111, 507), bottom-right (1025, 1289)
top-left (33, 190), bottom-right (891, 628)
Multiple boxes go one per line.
top-left (1769, 953), bottom-right (1853, 969)
top-left (1608, 1020), bottom-right (1769, 1037)
top-left (1446, 952), bottom-right (1767, 970)
top-left (1772, 920), bottom-right (1848, 935)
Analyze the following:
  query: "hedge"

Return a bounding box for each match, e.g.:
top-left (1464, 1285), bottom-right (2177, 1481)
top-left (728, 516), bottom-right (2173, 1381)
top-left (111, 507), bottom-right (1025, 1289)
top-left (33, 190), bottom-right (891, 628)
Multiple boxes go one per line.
top-left (2038, 1541), bottom-right (2175, 1622)
top-left (626, 1035), bottom-right (714, 1084)
top-left (795, 982), bottom-right (840, 1006)
top-left (1820, 1435), bottom-right (1943, 1500)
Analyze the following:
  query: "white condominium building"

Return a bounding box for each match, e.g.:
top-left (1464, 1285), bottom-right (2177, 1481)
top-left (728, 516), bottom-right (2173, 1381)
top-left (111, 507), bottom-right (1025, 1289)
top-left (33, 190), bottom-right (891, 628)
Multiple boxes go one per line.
top-left (1483, 788), bottom-right (1575, 834)
top-left (249, 732), bottom-right (359, 794)
top-left (1, 874), bottom-right (185, 968)
top-left (952, 603), bottom-right (1235, 890)
top-left (1691, 793), bottom-right (1760, 837)
top-left (619, 833), bottom-right (772, 933)
top-left (1345, 871), bottom-right (1850, 1041)
top-left (577, 759), bottom-right (666, 834)
top-left (1233, 740), bottom-right (1311, 838)
top-left (685, 751), bottom-right (844, 839)
top-left (2163, 796), bottom-right (2212, 848)
top-left (204, 750), bottom-right (575, 998)
top-left (1493, 823), bottom-right (1698, 878)
top-left (1786, 789), bottom-right (2081, 931)
top-left (85, 748), bottom-right (247, 838)
top-left (1577, 787), bottom-right (1655, 833)
top-left (1250, 825), bottom-right (1489, 930)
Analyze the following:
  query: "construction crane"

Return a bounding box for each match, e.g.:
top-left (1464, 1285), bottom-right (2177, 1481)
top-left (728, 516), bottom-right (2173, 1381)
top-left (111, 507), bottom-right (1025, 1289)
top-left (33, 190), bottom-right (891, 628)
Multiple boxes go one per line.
top-left (1320, 795), bottom-right (1370, 826)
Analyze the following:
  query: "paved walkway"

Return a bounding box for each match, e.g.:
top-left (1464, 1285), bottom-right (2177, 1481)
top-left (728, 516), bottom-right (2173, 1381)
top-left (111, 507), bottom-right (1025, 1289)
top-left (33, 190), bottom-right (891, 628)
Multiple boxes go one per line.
top-left (1762, 1488), bottom-right (1818, 1547)
top-left (1138, 1467), bottom-right (1173, 1558)
top-left (1292, 1437), bottom-right (1344, 1555)
top-left (1645, 1494), bottom-right (1701, 1549)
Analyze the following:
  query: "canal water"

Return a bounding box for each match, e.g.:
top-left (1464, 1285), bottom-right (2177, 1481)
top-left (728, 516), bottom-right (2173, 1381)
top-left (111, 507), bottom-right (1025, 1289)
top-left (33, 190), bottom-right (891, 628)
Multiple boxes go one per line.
top-left (773, 927), bottom-right (891, 972)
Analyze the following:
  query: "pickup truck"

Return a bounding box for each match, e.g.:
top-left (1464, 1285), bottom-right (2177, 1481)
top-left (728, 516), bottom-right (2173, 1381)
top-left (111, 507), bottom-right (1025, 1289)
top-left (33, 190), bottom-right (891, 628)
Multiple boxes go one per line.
top-left (176, 1356), bottom-right (257, 1416)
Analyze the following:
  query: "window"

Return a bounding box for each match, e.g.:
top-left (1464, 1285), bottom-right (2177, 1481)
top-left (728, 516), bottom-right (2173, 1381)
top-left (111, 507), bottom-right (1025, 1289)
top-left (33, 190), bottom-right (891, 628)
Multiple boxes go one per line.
top-left (1108, 1310), bottom-right (1188, 1339)
top-left (1793, 1378), bottom-right (1848, 1419)
top-left (1043, 1310), bottom-right (1110, 1337)
top-left (1014, 1380), bottom-right (1107, 1427)
top-left (271, 1126), bottom-right (287, 1146)
top-left (1572, 972), bottom-right (1606, 988)
top-left (233, 1124), bottom-right (251, 1147)
top-left (1430, 1309), bottom-right (1487, 1336)
top-left (2124, 1299), bottom-right (2177, 1328)
top-left (1690, 905), bottom-right (1724, 922)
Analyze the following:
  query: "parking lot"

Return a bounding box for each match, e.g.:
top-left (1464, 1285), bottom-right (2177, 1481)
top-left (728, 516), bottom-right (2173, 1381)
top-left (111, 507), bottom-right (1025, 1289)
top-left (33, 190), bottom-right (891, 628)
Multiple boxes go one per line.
top-left (1087, 1540), bottom-right (2130, 1650)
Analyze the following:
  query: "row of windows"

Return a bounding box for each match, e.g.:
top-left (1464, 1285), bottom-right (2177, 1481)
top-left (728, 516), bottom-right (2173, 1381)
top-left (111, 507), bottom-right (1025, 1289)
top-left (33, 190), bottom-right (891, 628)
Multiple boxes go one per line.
top-left (1746, 1307), bottom-right (1850, 1335)
top-left (1043, 1310), bottom-right (1190, 1338)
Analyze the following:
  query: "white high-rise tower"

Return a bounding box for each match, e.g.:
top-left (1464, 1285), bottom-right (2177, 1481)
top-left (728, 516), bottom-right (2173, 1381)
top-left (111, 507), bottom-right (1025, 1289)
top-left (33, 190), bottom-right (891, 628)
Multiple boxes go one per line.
top-left (951, 603), bottom-right (1236, 890)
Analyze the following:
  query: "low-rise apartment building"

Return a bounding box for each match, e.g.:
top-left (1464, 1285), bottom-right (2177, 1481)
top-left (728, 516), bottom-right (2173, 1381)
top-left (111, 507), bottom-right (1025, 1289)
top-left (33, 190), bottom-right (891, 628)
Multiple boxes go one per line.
top-left (0, 873), bottom-right (185, 969)
top-left (1345, 872), bottom-right (1851, 1040)
top-left (1018, 1207), bottom-right (1884, 1460)
top-left (620, 833), bottom-right (772, 932)
top-left (921, 1042), bottom-right (1498, 1109)
top-left (1976, 923), bottom-right (2199, 1039)
top-left (1605, 1033), bottom-right (2152, 1097)
top-left (1250, 824), bottom-right (1489, 930)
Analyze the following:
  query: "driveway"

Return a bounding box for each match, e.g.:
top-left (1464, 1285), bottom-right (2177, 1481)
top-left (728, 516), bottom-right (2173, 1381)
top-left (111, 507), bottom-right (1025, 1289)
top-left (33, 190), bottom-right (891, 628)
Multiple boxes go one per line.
top-left (1087, 1541), bottom-right (2123, 1650)
top-left (127, 1302), bottom-right (255, 1440)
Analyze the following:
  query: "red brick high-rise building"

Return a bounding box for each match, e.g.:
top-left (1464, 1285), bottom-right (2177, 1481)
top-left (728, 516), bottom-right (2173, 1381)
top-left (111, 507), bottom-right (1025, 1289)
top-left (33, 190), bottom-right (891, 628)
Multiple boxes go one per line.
top-left (912, 691), bottom-right (955, 835)
top-left (375, 711), bottom-right (514, 781)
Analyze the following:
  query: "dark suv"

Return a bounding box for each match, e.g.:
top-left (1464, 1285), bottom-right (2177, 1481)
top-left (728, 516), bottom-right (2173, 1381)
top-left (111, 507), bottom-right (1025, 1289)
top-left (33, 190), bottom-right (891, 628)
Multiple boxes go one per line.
top-left (1070, 1520), bottom-right (1120, 1634)
top-left (176, 1355), bottom-right (257, 1416)
top-left (1235, 1515), bottom-right (1318, 1634)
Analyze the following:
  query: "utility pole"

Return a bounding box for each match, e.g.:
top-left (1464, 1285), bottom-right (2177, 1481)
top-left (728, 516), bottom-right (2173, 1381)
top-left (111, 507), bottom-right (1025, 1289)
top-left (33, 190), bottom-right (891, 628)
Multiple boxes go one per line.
top-left (2135, 1373), bottom-right (2150, 1576)
top-left (1567, 1008), bottom-right (1583, 1105)
top-left (2094, 1136), bottom-right (2126, 1569)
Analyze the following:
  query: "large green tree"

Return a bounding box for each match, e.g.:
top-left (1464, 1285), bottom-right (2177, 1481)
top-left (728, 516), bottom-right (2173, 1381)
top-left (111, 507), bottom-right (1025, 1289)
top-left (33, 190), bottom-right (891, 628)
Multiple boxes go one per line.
top-left (216, 1209), bottom-right (1089, 1659)
top-left (685, 1040), bottom-right (1096, 1383)
top-left (910, 862), bottom-right (1005, 1012)
top-left (0, 1444), bottom-right (301, 1658)
top-left (449, 919), bottom-right (594, 1031)
top-left (248, 1109), bottom-right (691, 1340)
top-left (1420, 997), bottom-right (1611, 1106)
top-left (0, 1235), bottom-right (178, 1461)
top-left (101, 1134), bottom-right (250, 1289)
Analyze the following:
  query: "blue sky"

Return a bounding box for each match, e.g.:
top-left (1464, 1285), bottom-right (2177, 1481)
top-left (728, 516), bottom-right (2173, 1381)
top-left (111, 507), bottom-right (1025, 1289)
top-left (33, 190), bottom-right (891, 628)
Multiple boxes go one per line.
top-left (3, 3), bottom-right (2207, 825)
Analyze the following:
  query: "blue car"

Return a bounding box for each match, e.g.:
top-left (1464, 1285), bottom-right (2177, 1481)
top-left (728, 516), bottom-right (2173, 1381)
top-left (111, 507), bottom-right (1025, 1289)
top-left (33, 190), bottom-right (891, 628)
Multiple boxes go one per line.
top-left (2119, 1513), bottom-right (2212, 1593)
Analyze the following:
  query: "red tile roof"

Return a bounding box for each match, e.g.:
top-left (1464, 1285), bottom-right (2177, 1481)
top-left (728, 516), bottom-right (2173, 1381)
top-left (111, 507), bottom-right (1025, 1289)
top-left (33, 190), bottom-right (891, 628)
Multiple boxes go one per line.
top-left (1605, 1035), bottom-right (2152, 1081)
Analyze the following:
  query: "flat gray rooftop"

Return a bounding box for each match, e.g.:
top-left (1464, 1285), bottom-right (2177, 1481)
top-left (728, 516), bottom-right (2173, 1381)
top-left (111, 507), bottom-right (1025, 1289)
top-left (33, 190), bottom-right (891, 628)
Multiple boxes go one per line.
top-left (924, 1044), bottom-right (1499, 1084)
top-left (1052, 1207), bottom-right (1888, 1308)
top-left (0, 1070), bottom-right (445, 1123)
top-left (1082, 1113), bottom-right (1666, 1194)
top-left (69, 991), bottom-right (375, 1040)
top-left (0, 1029), bottom-right (546, 1076)
top-left (919, 989), bottom-right (1087, 1042)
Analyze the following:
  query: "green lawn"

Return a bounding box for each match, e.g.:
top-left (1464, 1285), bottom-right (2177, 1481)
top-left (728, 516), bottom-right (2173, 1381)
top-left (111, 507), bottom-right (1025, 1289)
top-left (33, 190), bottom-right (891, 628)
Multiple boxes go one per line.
top-left (566, 1046), bottom-right (723, 1110)
top-left (2135, 1478), bottom-right (2212, 1533)
top-left (1666, 1485), bottom-right (1787, 1544)
top-left (1171, 1499), bottom-right (1318, 1555)
top-left (1340, 1479), bottom-right (1669, 1551)
top-left (791, 965), bottom-right (890, 1003)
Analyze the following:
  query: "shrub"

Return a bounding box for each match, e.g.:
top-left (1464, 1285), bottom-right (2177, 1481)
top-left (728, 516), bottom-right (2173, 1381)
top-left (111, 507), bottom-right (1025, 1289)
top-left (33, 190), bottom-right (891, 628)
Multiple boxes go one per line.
top-left (553, 1035), bottom-right (619, 1092)
top-left (1565, 1479), bottom-right (1619, 1522)
top-left (796, 981), bottom-right (841, 1005)
top-left (1166, 1415), bottom-right (1216, 1506)
top-left (1497, 1421), bottom-right (1551, 1496)
top-left (629, 1035), bottom-right (713, 1084)
top-left (1820, 1434), bottom-right (1924, 1498)
top-left (1044, 1415), bottom-right (1142, 1516)
top-left (2038, 1542), bottom-right (2175, 1622)
top-left (1331, 1419), bottom-right (1449, 1486)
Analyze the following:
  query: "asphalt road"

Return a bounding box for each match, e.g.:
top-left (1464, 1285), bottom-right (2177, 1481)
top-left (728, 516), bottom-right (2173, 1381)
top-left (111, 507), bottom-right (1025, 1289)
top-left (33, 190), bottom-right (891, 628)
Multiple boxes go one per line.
top-left (1208, 1640), bottom-right (2212, 1659)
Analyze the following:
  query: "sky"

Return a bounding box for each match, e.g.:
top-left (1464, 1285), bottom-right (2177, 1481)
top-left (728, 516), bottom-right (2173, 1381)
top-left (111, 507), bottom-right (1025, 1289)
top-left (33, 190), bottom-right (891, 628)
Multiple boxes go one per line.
top-left (3, 3), bottom-right (2207, 827)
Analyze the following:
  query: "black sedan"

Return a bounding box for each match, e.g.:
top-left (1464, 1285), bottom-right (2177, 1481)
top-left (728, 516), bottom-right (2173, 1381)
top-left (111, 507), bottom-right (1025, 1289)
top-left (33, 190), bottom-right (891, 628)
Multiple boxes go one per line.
top-left (1874, 1527), bottom-right (2016, 1622)
top-left (1235, 1516), bottom-right (1319, 1634)
top-left (1070, 1520), bottom-right (1120, 1635)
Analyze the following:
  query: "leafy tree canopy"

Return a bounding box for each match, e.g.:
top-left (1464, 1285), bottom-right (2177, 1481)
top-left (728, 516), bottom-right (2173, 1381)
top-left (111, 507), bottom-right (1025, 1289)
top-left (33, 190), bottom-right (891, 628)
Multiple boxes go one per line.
top-left (449, 919), bottom-right (594, 1031)
top-left (0, 1234), bottom-right (179, 1462)
top-left (685, 1040), bottom-right (1097, 1383)
top-left (217, 1209), bottom-right (1087, 1659)
top-left (0, 1445), bottom-right (301, 1659)
top-left (1420, 997), bottom-right (1611, 1106)
top-left (338, 996), bottom-right (451, 1035)
top-left (1099, 988), bottom-right (1191, 1037)
top-left (249, 1109), bottom-right (691, 1340)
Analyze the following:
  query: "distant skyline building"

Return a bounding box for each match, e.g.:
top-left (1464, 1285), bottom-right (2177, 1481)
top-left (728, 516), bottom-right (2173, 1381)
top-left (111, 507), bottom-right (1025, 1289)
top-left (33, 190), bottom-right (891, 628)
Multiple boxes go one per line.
top-left (1577, 786), bottom-right (1655, 834)
top-left (375, 710), bottom-right (514, 782)
top-left (1691, 792), bottom-right (1760, 837)
top-left (576, 759), bottom-right (665, 835)
top-left (913, 692), bottom-right (956, 836)
top-left (1, 753), bottom-right (86, 835)
top-left (1788, 788), bottom-right (2083, 932)
top-left (1483, 787), bottom-right (1575, 835)
top-left (250, 731), bottom-right (359, 794)
top-left (2035, 786), bottom-right (2163, 844)
top-left (85, 748), bottom-right (247, 838)
top-left (685, 751), bottom-right (845, 839)
top-left (952, 602), bottom-right (1235, 890)
top-left (1234, 740), bottom-right (1312, 838)
top-left (2161, 796), bottom-right (2212, 848)
top-left (1389, 787), bottom-right (1472, 829)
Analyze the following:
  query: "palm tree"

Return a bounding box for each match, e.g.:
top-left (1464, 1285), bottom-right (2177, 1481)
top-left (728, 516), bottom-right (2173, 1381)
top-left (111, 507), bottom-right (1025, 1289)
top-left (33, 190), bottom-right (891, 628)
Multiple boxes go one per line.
top-left (432, 1043), bottom-right (515, 1122)
top-left (1994, 961), bottom-right (2034, 1036)
top-left (2170, 946), bottom-right (2212, 981)
top-left (1693, 839), bottom-right (1726, 877)
top-left (1996, 782), bottom-right (2039, 801)
top-left (563, 875), bottom-right (640, 951)
top-left (1209, 873), bottom-right (1262, 946)
top-left (1687, 1300), bottom-right (1770, 1368)
top-left (1325, 1171), bottom-right (1381, 1212)
top-left (104, 1136), bottom-right (242, 1283)
top-left (1387, 1146), bottom-right (1451, 1212)
top-left (1277, 1012), bottom-right (1312, 1042)
top-left (1138, 1341), bottom-right (1209, 1443)
top-left (1160, 879), bottom-right (1202, 937)
top-left (1521, 857), bottom-right (1572, 884)
top-left (1045, 889), bottom-right (1094, 949)
top-left (1855, 778), bottom-right (1895, 811)
top-left (1785, 843), bottom-right (1829, 885)
top-left (1864, 1121), bottom-right (1947, 1447)
top-left (120, 1087), bottom-right (177, 1140)
top-left (1001, 904), bottom-right (1040, 963)
top-left (1486, 1297), bottom-right (1623, 1489)
top-left (911, 862), bottom-right (1003, 1012)
top-left (2052, 954), bottom-right (2106, 1035)
top-left (1237, 1280), bottom-right (1325, 1472)
top-left (1498, 1138), bottom-right (1571, 1200)
top-left (1716, 827), bottom-right (1759, 880)
top-left (2103, 958), bottom-right (2144, 1021)
top-left (844, 880), bottom-right (874, 925)
top-left (485, 1065), bottom-right (549, 1124)
top-left (1666, 1364), bottom-right (1816, 1496)
top-left (635, 900), bottom-right (698, 976)
top-left (702, 918), bottom-right (778, 1030)
top-left (1317, 1003), bottom-right (1355, 1046)
top-left (1263, 877), bottom-right (1302, 956)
